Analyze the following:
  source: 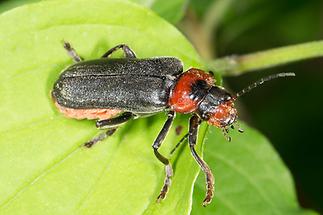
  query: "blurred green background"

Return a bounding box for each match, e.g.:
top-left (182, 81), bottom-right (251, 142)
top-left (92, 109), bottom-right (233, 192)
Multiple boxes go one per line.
top-left (188, 0), bottom-right (323, 212)
top-left (1, 0), bottom-right (322, 213)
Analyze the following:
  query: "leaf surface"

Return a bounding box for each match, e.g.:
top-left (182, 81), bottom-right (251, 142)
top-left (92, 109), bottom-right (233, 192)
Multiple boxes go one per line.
top-left (0, 0), bottom-right (187, 23)
top-left (0, 1), bottom-right (203, 214)
top-left (128, 0), bottom-right (188, 23)
top-left (191, 125), bottom-right (318, 215)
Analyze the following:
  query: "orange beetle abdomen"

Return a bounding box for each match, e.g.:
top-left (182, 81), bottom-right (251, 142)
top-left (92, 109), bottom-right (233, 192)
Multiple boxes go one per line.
top-left (55, 102), bottom-right (122, 120)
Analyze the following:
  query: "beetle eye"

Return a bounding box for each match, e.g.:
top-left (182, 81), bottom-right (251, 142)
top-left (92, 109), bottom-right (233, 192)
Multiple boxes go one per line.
top-left (224, 95), bottom-right (232, 102)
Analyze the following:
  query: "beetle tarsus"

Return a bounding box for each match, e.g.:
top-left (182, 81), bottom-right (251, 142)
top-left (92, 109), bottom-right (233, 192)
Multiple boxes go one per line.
top-left (156, 164), bottom-right (173, 202)
top-left (62, 40), bottom-right (82, 62)
top-left (101, 44), bottom-right (137, 58)
top-left (202, 170), bottom-right (215, 207)
top-left (84, 128), bottom-right (117, 148)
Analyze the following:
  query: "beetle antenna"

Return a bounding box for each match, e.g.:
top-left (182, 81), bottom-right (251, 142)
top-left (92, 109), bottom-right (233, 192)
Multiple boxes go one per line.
top-left (236, 72), bottom-right (295, 98)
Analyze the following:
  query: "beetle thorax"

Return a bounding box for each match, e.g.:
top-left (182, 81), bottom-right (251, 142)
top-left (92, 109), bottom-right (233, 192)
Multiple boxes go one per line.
top-left (168, 68), bottom-right (214, 113)
top-left (169, 68), bottom-right (238, 128)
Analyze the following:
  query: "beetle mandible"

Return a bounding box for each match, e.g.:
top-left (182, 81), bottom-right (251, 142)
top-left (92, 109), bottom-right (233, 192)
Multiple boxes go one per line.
top-left (52, 42), bottom-right (295, 206)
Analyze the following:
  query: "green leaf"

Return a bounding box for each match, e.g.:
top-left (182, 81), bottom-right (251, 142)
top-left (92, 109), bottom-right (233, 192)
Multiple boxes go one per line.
top-left (0, 0), bottom-right (41, 13)
top-left (150, 0), bottom-right (188, 24)
top-left (0, 0), bottom-right (203, 214)
top-left (128, 0), bottom-right (188, 23)
top-left (0, 0), bottom-right (188, 24)
top-left (191, 125), bottom-right (318, 215)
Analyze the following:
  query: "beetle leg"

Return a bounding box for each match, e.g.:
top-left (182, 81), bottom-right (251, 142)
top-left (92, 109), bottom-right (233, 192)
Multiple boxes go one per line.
top-left (101, 44), bottom-right (137, 58)
top-left (96, 112), bottom-right (134, 129)
top-left (152, 111), bottom-right (175, 202)
top-left (189, 114), bottom-right (215, 207)
top-left (63, 41), bottom-right (82, 62)
top-left (170, 133), bottom-right (188, 155)
top-left (84, 128), bottom-right (117, 148)
top-left (84, 112), bottom-right (134, 148)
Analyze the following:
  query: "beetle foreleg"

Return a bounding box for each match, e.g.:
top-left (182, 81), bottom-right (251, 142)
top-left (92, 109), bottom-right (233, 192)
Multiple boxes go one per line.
top-left (152, 111), bottom-right (175, 202)
top-left (189, 114), bottom-right (215, 207)
top-left (101, 44), bottom-right (136, 58)
top-left (63, 41), bottom-right (82, 62)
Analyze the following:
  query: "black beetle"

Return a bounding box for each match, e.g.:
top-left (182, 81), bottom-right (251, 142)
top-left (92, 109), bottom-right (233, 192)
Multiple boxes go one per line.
top-left (52, 42), bottom-right (295, 206)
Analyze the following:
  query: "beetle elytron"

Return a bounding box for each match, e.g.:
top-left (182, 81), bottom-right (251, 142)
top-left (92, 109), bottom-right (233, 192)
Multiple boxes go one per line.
top-left (52, 42), bottom-right (294, 206)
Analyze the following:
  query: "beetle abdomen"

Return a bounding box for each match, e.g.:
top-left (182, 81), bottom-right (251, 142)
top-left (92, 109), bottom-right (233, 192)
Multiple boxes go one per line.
top-left (54, 101), bottom-right (122, 120)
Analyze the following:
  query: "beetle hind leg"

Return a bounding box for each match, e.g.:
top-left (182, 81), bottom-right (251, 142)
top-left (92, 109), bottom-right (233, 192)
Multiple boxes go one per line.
top-left (96, 112), bottom-right (134, 129)
top-left (84, 112), bottom-right (134, 148)
top-left (152, 111), bottom-right (175, 202)
top-left (101, 44), bottom-right (136, 58)
top-left (84, 129), bottom-right (116, 148)
top-left (63, 41), bottom-right (82, 62)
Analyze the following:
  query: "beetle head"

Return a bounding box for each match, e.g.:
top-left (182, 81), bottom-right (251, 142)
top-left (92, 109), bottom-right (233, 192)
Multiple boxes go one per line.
top-left (196, 86), bottom-right (237, 128)
top-left (194, 72), bottom-right (295, 142)
top-left (196, 72), bottom-right (296, 129)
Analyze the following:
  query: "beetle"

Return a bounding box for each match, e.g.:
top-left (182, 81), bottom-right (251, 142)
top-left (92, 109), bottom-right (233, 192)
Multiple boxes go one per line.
top-left (52, 42), bottom-right (295, 206)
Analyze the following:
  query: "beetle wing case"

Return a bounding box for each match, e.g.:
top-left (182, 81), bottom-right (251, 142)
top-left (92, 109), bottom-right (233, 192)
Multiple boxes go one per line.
top-left (52, 57), bottom-right (183, 114)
